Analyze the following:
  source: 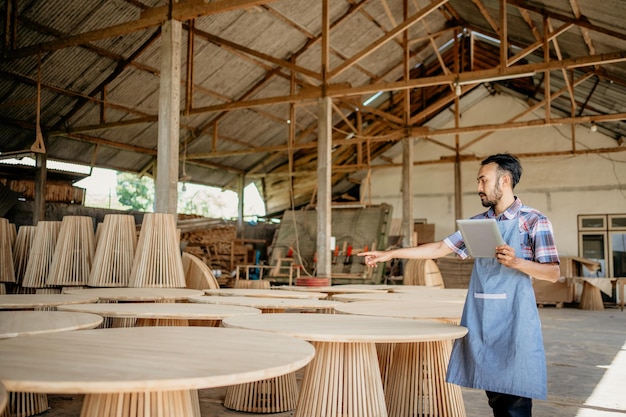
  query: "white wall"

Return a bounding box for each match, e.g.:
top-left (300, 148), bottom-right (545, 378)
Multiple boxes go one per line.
top-left (362, 91), bottom-right (626, 257)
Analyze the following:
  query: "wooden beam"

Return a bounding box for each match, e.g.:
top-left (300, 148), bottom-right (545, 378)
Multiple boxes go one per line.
top-left (9, 0), bottom-right (278, 59)
top-left (192, 27), bottom-right (321, 80)
top-left (508, 0), bottom-right (626, 43)
top-left (184, 50), bottom-right (626, 115)
top-left (328, 0), bottom-right (449, 79)
top-left (140, 0), bottom-right (279, 22)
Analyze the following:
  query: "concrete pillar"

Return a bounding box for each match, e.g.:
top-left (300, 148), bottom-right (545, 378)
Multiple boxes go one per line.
top-left (155, 19), bottom-right (181, 214)
top-left (316, 96), bottom-right (332, 279)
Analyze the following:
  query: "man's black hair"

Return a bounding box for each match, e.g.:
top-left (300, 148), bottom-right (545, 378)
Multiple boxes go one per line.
top-left (481, 153), bottom-right (522, 189)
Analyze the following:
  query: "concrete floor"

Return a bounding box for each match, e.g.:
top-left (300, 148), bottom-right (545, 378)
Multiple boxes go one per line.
top-left (39, 305), bottom-right (626, 417)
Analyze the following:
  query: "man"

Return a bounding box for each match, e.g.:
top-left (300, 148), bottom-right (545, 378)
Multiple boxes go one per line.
top-left (359, 153), bottom-right (560, 417)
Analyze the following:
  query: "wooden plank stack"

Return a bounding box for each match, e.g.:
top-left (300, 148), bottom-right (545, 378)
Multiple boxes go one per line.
top-left (88, 214), bottom-right (137, 287)
top-left (22, 221), bottom-right (62, 288)
top-left (181, 223), bottom-right (246, 273)
top-left (46, 216), bottom-right (95, 287)
top-left (5, 179), bottom-right (85, 204)
top-left (128, 213), bottom-right (186, 288)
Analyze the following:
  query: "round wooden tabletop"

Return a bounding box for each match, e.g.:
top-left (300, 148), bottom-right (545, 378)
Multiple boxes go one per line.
top-left (390, 286), bottom-right (468, 297)
top-left (0, 311), bottom-right (103, 339)
top-left (62, 287), bottom-right (204, 302)
top-left (58, 302), bottom-right (261, 320)
top-left (222, 313), bottom-right (467, 343)
top-left (332, 288), bottom-right (467, 302)
top-left (334, 300), bottom-right (464, 322)
top-left (204, 288), bottom-right (328, 299)
top-left (275, 285), bottom-right (390, 294)
top-left (0, 294), bottom-right (99, 310)
top-left (188, 295), bottom-right (340, 310)
top-left (0, 326), bottom-right (315, 393)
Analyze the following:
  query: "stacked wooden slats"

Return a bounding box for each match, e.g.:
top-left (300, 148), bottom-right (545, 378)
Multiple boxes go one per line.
top-left (128, 213), bottom-right (185, 288)
top-left (46, 216), bottom-right (95, 287)
top-left (88, 214), bottom-right (137, 287)
top-left (12, 225), bottom-right (37, 286)
top-left (0, 218), bottom-right (15, 284)
top-left (22, 221), bottom-right (62, 288)
top-left (5, 179), bottom-right (85, 204)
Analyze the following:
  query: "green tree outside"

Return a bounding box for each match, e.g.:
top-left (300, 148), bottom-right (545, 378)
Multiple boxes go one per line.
top-left (116, 172), bottom-right (154, 211)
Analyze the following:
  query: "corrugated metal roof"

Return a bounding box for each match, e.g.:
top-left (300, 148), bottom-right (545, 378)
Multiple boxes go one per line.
top-left (1, 0), bottom-right (625, 215)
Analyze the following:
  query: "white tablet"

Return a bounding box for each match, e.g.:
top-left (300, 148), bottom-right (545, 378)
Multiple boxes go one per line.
top-left (456, 219), bottom-right (505, 258)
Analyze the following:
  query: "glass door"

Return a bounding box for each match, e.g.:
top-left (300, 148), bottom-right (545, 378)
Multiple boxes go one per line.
top-left (578, 232), bottom-right (607, 277)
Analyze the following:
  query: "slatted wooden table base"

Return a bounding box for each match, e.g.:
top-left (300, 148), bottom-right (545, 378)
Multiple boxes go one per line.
top-left (297, 341), bottom-right (387, 417)
top-left (0, 392), bottom-right (48, 417)
top-left (385, 340), bottom-right (465, 417)
top-left (80, 389), bottom-right (201, 417)
top-left (224, 373), bottom-right (298, 413)
top-left (376, 343), bottom-right (396, 389)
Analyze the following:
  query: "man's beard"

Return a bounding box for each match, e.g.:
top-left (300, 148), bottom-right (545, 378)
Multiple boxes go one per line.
top-left (480, 183), bottom-right (503, 208)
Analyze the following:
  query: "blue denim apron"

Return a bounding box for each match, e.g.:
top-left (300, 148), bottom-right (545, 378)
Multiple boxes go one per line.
top-left (446, 217), bottom-right (547, 399)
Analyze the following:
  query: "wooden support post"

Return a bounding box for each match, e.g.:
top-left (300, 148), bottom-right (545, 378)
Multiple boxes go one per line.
top-left (33, 152), bottom-right (46, 224)
top-left (316, 0), bottom-right (332, 281)
top-left (155, 19), bottom-right (181, 214)
top-left (237, 174), bottom-right (244, 238)
top-left (317, 96), bottom-right (332, 280)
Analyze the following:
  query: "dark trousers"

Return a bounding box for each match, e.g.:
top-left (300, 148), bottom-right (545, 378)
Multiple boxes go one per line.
top-left (486, 391), bottom-right (532, 417)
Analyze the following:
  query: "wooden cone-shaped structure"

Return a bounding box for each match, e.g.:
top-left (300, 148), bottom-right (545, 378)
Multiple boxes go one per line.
top-left (9, 223), bottom-right (16, 245)
top-left (46, 216), bottom-right (95, 287)
top-left (0, 218), bottom-right (15, 283)
top-left (13, 226), bottom-right (37, 286)
top-left (128, 213), bottom-right (185, 288)
top-left (22, 221), bottom-right (62, 288)
top-left (88, 214), bottom-right (137, 287)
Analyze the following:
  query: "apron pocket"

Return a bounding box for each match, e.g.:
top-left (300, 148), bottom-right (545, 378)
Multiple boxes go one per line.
top-left (474, 292), bottom-right (510, 345)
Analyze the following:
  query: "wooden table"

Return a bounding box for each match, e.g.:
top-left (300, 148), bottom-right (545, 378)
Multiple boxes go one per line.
top-left (331, 289), bottom-right (467, 303)
top-left (62, 287), bottom-right (204, 302)
top-left (189, 294), bottom-right (338, 413)
top-left (188, 295), bottom-right (340, 313)
top-left (334, 300), bottom-right (464, 324)
top-left (276, 284), bottom-right (390, 298)
top-left (0, 326), bottom-right (315, 417)
top-left (334, 300), bottom-right (466, 416)
top-left (0, 310), bottom-right (103, 417)
top-left (389, 286), bottom-right (469, 297)
top-left (0, 294), bottom-right (99, 310)
top-left (571, 277), bottom-right (616, 310)
top-left (204, 288), bottom-right (328, 299)
top-left (58, 302), bottom-right (261, 327)
top-left (0, 311), bottom-right (103, 338)
top-left (222, 313), bottom-right (467, 417)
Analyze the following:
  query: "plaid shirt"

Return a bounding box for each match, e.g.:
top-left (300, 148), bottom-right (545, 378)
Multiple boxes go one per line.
top-left (444, 197), bottom-right (560, 264)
